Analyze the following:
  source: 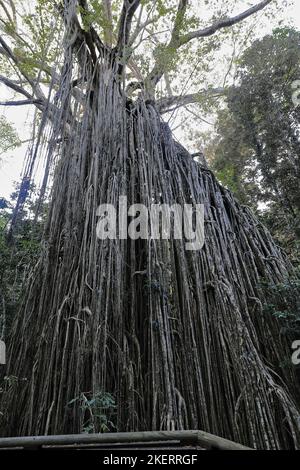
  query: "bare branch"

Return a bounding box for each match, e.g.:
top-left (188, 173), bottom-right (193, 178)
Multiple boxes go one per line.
top-left (157, 87), bottom-right (225, 113)
top-left (0, 17), bottom-right (87, 113)
top-left (0, 0), bottom-right (13, 24)
top-left (179, 0), bottom-right (273, 46)
top-left (128, 1), bottom-right (160, 48)
top-left (0, 22), bottom-right (35, 56)
top-left (0, 139), bottom-right (31, 158)
top-left (184, 105), bottom-right (214, 126)
top-left (146, 0), bottom-right (272, 91)
top-left (0, 74), bottom-right (45, 111)
top-left (8, 0), bottom-right (16, 25)
top-left (0, 99), bottom-right (43, 107)
top-left (127, 58), bottom-right (144, 82)
top-left (0, 35), bottom-right (31, 81)
top-left (0, 74), bottom-right (33, 100)
top-left (164, 72), bottom-right (173, 97)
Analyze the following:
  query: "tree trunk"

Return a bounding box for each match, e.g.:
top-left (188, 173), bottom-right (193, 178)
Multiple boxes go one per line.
top-left (0, 46), bottom-right (300, 450)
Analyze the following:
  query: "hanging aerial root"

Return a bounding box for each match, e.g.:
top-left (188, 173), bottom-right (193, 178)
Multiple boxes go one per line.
top-left (0, 48), bottom-right (300, 450)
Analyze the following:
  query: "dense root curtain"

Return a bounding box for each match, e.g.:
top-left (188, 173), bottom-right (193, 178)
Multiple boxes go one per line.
top-left (1, 39), bottom-right (300, 449)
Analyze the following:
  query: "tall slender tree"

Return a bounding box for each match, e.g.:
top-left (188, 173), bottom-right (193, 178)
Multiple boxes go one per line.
top-left (207, 28), bottom-right (300, 259)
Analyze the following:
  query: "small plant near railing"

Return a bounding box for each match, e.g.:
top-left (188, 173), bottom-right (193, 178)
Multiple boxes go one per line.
top-left (67, 391), bottom-right (117, 434)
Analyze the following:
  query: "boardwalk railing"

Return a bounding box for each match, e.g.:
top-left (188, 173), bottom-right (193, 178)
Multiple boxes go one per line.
top-left (0, 430), bottom-right (252, 450)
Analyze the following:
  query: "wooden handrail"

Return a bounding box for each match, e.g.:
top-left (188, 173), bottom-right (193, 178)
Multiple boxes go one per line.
top-left (0, 430), bottom-right (252, 450)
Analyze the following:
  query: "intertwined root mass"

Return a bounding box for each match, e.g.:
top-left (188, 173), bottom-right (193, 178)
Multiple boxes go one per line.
top-left (1, 51), bottom-right (300, 449)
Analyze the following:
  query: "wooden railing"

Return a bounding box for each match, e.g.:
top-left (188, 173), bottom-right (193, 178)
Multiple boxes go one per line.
top-left (0, 430), bottom-right (252, 450)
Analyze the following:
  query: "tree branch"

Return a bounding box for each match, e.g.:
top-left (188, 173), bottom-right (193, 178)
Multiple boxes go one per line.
top-left (78, 0), bottom-right (111, 57)
top-left (0, 139), bottom-right (31, 158)
top-left (0, 35), bottom-right (46, 103)
top-left (0, 0), bottom-right (13, 24)
top-left (0, 74), bottom-right (34, 100)
top-left (116, 0), bottom-right (141, 63)
top-left (146, 0), bottom-right (188, 91)
top-left (0, 35), bottom-right (32, 84)
top-left (128, 0), bottom-right (160, 48)
top-left (146, 0), bottom-right (272, 91)
top-left (170, 0), bottom-right (189, 43)
top-left (157, 87), bottom-right (225, 113)
top-left (0, 75), bottom-right (45, 111)
top-left (0, 99), bottom-right (43, 107)
top-left (179, 0), bottom-right (273, 46)
top-left (8, 0), bottom-right (16, 25)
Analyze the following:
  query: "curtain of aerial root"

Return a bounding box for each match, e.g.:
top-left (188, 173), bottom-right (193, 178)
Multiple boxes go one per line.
top-left (0, 47), bottom-right (300, 449)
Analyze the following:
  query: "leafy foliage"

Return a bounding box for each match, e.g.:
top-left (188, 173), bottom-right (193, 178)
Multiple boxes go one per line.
top-left (0, 117), bottom-right (21, 161)
top-left (1, 0), bottom-right (300, 449)
top-left (207, 27), bottom-right (300, 259)
top-left (261, 273), bottom-right (300, 338)
top-left (67, 391), bottom-right (117, 434)
top-left (0, 186), bottom-right (46, 338)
